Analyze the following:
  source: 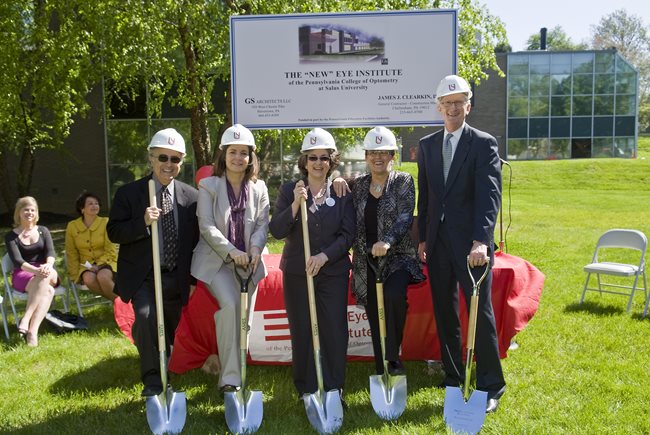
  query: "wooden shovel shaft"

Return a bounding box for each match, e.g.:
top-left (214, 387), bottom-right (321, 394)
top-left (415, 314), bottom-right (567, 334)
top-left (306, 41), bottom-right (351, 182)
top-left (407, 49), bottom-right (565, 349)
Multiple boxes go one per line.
top-left (240, 291), bottom-right (249, 385)
top-left (300, 199), bottom-right (325, 394)
top-left (148, 180), bottom-right (169, 394)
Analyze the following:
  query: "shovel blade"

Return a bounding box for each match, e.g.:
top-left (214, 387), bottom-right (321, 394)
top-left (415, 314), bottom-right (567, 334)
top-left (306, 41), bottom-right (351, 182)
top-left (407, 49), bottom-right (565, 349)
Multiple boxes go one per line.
top-left (303, 390), bottom-right (344, 434)
top-left (443, 386), bottom-right (487, 435)
top-left (369, 374), bottom-right (407, 420)
top-left (145, 389), bottom-right (187, 435)
top-left (224, 389), bottom-right (264, 434)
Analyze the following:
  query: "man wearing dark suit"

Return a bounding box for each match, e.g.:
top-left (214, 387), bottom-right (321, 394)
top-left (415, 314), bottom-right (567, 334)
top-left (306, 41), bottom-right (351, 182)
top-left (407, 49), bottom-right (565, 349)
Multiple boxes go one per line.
top-left (417, 75), bottom-right (505, 413)
top-left (107, 128), bottom-right (198, 397)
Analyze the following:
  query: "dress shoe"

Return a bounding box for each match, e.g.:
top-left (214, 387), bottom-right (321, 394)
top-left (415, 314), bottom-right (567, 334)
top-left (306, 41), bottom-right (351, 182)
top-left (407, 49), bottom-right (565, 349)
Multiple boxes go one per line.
top-left (141, 384), bottom-right (163, 397)
top-left (220, 384), bottom-right (239, 393)
top-left (486, 397), bottom-right (499, 413)
top-left (25, 332), bottom-right (38, 347)
top-left (387, 360), bottom-right (405, 376)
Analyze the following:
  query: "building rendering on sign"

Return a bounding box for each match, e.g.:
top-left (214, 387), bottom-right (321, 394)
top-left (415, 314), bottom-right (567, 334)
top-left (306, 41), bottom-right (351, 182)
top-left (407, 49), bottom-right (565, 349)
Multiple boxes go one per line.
top-left (299, 25), bottom-right (372, 55)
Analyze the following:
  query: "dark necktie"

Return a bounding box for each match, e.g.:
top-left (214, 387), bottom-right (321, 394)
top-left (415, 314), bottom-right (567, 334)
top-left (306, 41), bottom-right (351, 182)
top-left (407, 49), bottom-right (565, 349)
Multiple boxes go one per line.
top-left (443, 133), bottom-right (453, 184)
top-left (161, 186), bottom-right (177, 270)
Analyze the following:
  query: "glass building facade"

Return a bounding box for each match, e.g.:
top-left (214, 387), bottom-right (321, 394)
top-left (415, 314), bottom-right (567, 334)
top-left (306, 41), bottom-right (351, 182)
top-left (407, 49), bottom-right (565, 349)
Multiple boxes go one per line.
top-left (506, 50), bottom-right (638, 160)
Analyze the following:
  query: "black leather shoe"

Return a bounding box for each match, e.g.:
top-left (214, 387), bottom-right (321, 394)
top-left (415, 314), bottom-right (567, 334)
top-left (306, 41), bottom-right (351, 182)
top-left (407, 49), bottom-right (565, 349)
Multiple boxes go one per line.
top-left (220, 384), bottom-right (239, 393)
top-left (141, 384), bottom-right (163, 397)
top-left (387, 360), bottom-right (405, 376)
top-left (486, 398), bottom-right (499, 413)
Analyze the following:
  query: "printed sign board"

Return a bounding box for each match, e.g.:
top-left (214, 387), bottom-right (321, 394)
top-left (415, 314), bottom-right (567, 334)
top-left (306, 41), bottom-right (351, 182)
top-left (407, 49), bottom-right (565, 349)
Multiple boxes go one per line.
top-left (230, 10), bottom-right (457, 129)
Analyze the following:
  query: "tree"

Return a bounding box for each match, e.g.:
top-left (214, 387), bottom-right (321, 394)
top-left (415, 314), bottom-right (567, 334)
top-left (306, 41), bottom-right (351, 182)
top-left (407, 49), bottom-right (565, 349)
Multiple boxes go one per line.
top-left (591, 9), bottom-right (650, 131)
top-left (525, 25), bottom-right (588, 51)
top-left (1, 0), bottom-right (507, 208)
top-left (90, 0), bottom-right (508, 168)
top-left (0, 1), bottom-right (97, 210)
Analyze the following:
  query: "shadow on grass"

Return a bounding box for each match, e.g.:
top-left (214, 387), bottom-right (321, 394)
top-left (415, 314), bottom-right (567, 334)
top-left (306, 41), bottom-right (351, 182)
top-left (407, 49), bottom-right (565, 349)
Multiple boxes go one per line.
top-left (564, 300), bottom-right (626, 316)
top-left (50, 355), bottom-right (140, 395)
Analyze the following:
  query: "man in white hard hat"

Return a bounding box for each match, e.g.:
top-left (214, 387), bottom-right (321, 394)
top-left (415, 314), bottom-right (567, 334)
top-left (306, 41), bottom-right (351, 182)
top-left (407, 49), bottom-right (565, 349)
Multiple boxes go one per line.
top-left (417, 75), bottom-right (505, 413)
top-left (108, 128), bottom-right (199, 397)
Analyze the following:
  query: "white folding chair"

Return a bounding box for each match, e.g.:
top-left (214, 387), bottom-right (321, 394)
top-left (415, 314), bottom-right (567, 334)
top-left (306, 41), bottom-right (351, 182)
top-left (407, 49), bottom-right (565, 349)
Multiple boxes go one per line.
top-left (1, 293), bottom-right (9, 340)
top-left (580, 229), bottom-right (647, 313)
top-left (1, 253), bottom-right (77, 331)
top-left (64, 252), bottom-right (110, 313)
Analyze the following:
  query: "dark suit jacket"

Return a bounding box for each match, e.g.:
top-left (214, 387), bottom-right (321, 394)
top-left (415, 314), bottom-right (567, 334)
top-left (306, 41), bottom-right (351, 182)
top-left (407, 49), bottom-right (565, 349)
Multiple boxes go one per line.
top-left (417, 123), bottom-right (501, 267)
top-left (269, 180), bottom-right (356, 277)
top-left (107, 175), bottom-right (199, 305)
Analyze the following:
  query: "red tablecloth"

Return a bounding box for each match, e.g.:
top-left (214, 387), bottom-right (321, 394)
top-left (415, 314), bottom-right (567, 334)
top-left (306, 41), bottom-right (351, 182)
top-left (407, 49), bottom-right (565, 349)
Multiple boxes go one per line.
top-left (145, 252), bottom-right (544, 373)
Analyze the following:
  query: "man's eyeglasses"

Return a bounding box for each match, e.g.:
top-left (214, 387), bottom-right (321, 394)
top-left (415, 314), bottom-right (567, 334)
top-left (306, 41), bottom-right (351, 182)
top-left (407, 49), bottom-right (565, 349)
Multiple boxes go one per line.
top-left (154, 154), bottom-right (182, 164)
top-left (307, 155), bottom-right (331, 162)
top-left (441, 100), bottom-right (468, 109)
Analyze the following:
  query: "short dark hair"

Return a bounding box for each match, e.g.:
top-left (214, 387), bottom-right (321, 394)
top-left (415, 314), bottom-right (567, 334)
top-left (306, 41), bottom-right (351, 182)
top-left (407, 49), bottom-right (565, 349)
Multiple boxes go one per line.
top-left (75, 191), bottom-right (101, 216)
top-left (297, 149), bottom-right (341, 178)
top-left (213, 145), bottom-right (259, 182)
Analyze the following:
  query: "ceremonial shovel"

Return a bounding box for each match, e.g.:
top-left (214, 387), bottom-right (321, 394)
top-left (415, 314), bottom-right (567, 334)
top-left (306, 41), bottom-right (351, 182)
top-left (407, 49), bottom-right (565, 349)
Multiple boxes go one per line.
top-left (300, 198), bottom-right (344, 434)
top-left (145, 179), bottom-right (186, 435)
top-left (443, 257), bottom-right (490, 434)
top-left (224, 261), bottom-right (263, 434)
top-left (366, 254), bottom-right (407, 420)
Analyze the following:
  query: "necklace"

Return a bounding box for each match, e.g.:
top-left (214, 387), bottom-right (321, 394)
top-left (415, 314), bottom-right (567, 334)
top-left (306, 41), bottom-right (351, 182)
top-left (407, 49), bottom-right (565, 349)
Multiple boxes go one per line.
top-left (370, 182), bottom-right (384, 194)
top-left (311, 182), bottom-right (327, 201)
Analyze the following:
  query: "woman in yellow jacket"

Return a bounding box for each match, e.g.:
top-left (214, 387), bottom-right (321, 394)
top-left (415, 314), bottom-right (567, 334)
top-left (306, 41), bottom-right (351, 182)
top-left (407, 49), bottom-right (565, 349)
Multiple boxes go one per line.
top-left (65, 191), bottom-right (118, 301)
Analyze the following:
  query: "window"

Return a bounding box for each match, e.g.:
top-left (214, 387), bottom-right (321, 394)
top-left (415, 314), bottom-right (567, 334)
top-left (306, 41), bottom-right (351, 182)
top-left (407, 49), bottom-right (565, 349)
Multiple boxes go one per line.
top-left (551, 96), bottom-right (571, 116)
top-left (509, 97), bottom-right (529, 117)
top-left (551, 117), bottom-right (570, 137)
top-left (593, 116), bottom-right (614, 136)
top-left (573, 74), bottom-right (594, 95)
top-left (594, 74), bottom-right (615, 94)
top-left (615, 117), bottom-right (635, 136)
top-left (573, 117), bottom-right (592, 136)
top-left (508, 118), bottom-right (528, 138)
top-left (594, 96), bottom-right (614, 115)
top-left (530, 118), bottom-right (549, 138)
top-left (573, 96), bottom-right (593, 116)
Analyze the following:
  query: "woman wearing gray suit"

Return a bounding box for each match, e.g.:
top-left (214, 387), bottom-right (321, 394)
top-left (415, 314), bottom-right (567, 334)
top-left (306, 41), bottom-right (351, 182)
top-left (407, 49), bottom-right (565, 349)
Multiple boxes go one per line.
top-left (190, 124), bottom-right (270, 392)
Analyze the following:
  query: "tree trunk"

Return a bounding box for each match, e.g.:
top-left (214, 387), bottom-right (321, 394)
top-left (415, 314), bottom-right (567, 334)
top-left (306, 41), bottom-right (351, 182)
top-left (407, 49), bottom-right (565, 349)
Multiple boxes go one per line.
top-left (0, 150), bottom-right (16, 211)
top-left (16, 143), bottom-right (35, 197)
top-left (178, 21), bottom-right (212, 167)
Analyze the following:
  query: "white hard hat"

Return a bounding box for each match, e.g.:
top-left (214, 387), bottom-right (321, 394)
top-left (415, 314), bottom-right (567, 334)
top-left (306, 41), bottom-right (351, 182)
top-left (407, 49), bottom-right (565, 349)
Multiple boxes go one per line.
top-left (435, 75), bottom-right (473, 100)
top-left (148, 128), bottom-right (186, 154)
top-left (220, 124), bottom-right (256, 150)
top-left (363, 126), bottom-right (398, 151)
top-left (301, 128), bottom-right (336, 152)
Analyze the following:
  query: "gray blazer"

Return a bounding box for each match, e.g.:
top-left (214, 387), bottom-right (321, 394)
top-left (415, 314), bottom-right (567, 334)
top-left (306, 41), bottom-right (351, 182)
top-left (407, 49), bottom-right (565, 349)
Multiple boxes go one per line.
top-left (191, 175), bottom-right (270, 285)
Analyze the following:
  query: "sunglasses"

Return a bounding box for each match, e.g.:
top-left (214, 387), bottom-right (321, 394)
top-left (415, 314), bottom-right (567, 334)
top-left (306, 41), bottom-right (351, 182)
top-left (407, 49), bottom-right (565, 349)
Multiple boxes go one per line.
top-left (154, 154), bottom-right (182, 164)
top-left (307, 155), bottom-right (331, 162)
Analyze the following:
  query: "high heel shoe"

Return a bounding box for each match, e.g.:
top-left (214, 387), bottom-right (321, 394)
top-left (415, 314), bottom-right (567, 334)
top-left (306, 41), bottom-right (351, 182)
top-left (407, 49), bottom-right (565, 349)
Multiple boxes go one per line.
top-left (18, 327), bottom-right (28, 342)
top-left (25, 332), bottom-right (38, 347)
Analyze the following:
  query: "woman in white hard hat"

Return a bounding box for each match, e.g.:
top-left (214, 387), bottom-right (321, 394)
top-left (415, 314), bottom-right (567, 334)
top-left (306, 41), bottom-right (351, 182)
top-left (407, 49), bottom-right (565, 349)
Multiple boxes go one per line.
top-left (269, 128), bottom-right (356, 404)
top-left (190, 124), bottom-right (269, 392)
top-left (349, 126), bottom-right (424, 376)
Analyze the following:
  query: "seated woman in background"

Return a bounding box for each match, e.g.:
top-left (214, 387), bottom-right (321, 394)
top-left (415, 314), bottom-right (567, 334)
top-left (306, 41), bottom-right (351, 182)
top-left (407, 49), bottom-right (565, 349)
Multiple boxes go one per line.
top-left (4, 196), bottom-right (59, 347)
top-left (65, 191), bottom-right (118, 301)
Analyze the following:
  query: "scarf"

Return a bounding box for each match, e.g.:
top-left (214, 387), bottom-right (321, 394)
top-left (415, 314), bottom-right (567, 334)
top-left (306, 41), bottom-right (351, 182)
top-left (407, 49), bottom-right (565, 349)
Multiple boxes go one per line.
top-left (226, 179), bottom-right (248, 252)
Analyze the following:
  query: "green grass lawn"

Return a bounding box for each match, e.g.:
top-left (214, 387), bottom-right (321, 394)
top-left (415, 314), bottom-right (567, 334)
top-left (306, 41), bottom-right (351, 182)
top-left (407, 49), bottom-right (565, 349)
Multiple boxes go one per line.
top-left (2, 137), bottom-right (650, 434)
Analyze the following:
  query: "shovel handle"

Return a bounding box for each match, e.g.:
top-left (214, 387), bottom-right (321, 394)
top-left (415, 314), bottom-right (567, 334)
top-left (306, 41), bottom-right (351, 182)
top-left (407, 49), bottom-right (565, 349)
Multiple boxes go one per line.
top-left (300, 199), bottom-right (325, 394)
top-left (148, 180), bottom-right (169, 393)
top-left (367, 254), bottom-right (388, 372)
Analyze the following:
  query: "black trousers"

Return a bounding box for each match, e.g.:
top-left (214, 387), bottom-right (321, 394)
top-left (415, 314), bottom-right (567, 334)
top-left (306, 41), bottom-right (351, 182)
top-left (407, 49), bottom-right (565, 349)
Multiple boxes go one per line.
top-left (283, 271), bottom-right (349, 396)
top-left (428, 221), bottom-right (505, 398)
top-left (131, 270), bottom-right (182, 387)
top-left (365, 268), bottom-right (410, 374)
